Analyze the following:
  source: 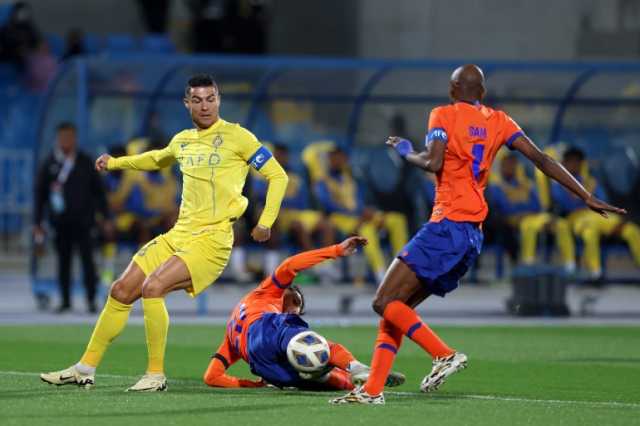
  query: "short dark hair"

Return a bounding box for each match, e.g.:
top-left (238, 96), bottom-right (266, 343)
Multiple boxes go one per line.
top-left (563, 146), bottom-right (585, 163)
top-left (290, 285), bottom-right (305, 315)
top-left (56, 122), bottom-right (76, 132)
top-left (185, 74), bottom-right (218, 97)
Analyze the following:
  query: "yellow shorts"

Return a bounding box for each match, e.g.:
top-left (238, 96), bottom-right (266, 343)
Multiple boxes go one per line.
top-left (132, 225), bottom-right (234, 298)
top-left (329, 213), bottom-right (359, 235)
top-left (277, 209), bottom-right (323, 232)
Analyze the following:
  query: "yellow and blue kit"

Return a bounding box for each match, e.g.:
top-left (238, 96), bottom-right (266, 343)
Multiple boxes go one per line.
top-left (107, 118), bottom-right (288, 296)
top-left (488, 177), bottom-right (574, 266)
top-left (315, 169), bottom-right (407, 278)
top-left (552, 176), bottom-right (640, 275)
top-left (253, 168), bottom-right (323, 232)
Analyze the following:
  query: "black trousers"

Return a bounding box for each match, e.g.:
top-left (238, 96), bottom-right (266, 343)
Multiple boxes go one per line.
top-left (53, 223), bottom-right (97, 307)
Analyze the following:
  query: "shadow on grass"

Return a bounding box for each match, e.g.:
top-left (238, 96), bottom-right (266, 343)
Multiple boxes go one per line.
top-left (0, 384), bottom-right (126, 399)
top-left (5, 403), bottom-right (299, 419)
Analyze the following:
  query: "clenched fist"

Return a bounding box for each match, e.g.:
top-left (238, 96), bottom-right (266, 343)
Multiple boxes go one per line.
top-left (95, 154), bottom-right (112, 172)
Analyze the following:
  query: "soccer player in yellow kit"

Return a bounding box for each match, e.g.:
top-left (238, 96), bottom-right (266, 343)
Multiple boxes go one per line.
top-left (40, 74), bottom-right (288, 392)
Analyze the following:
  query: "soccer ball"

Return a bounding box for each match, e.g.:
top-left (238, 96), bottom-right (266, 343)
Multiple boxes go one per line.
top-left (286, 331), bottom-right (330, 373)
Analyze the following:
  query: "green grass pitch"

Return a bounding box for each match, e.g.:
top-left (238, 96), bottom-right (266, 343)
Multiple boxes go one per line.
top-left (1, 324), bottom-right (638, 425)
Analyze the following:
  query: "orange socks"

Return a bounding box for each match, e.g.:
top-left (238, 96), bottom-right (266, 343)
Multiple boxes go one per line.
top-left (325, 368), bottom-right (354, 391)
top-left (383, 300), bottom-right (454, 358)
top-left (363, 319), bottom-right (403, 396)
top-left (328, 342), bottom-right (355, 370)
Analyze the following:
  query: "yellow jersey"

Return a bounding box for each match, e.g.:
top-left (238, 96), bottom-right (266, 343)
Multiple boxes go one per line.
top-left (107, 118), bottom-right (288, 235)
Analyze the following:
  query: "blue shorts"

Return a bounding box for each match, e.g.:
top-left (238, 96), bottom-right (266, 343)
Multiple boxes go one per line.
top-left (398, 219), bottom-right (483, 297)
top-left (247, 313), bottom-right (309, 388)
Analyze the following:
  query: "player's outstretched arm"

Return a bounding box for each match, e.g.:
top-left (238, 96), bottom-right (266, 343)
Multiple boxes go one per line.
top-left (203, 341), bottom-right (264, 388)
top-left (273, 237), bottom-right (368, 285)
top-left (512, 135), bottom-right (627, 217)
top-left (386, 136), bottom-right (445, 173)
top-left (95, 146), bottom-right (175, 173)
top-left (251, 158), bottom-right (289, 242)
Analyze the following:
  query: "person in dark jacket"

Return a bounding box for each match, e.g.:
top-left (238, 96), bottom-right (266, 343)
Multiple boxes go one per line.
top-left (34, 122), bottom-right (112, 313)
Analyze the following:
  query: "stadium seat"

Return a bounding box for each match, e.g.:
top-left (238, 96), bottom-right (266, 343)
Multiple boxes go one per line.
top-left (83, 33), bottom-right (103, 54)
top-left (0, 3), bottom-right (15, 27)
top-left (0, 64), bottom-right (19, 90)
top-left (105, 34), bottom-right (138, 53)
top-left (141, 34), bottom-right (175, 53)
top-left (45, 33), bottom-right (65, 58)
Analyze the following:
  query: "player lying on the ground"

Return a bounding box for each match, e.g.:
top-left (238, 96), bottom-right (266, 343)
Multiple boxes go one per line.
top-left (203, 236), bottom-right (405, 391)
top-left (331, 64), bottom-right (627, 405)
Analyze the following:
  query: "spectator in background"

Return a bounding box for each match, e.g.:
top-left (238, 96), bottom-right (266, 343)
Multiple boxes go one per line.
top-left (366, 114), bottom-right (423, 232)
top-left (34, 122), bottom-right (112, 313)
top-left (252, 143), bottom-right (337, 280)
top-left (0, 1), bottom-right (40, 67)
top-left (104, 145), bottom-right (154, 244)
top-left (311, 145), bottom-right (408, 283)
top-left (488, 153), bottom-right (574, 270)
top-left (552, 147), bottom-right (640, 278)
top-left (25, 39), bottom-right (57, 92)
top-left (61, 28), bottom-right (86, 61)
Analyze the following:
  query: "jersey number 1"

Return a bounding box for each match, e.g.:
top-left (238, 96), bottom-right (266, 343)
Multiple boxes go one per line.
top-left (472, 144), bottom-right (485, 182)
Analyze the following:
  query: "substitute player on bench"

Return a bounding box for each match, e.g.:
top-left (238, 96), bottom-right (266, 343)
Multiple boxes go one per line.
top-left (41, 74), bottom-right (288, 392)
top-left (332, 64), bottom-right (626, 405)
top-left (203, 236), bottom-right (404, 390)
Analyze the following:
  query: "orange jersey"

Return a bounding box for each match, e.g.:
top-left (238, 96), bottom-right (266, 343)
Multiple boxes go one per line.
top-left (224, 244), bottom-right (343, 362)
top-left (427, 102), bottom-right (523, 223)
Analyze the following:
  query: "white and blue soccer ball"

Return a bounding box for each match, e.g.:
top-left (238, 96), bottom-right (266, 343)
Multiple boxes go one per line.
top-left (286, 331), bottom-right (330, 373)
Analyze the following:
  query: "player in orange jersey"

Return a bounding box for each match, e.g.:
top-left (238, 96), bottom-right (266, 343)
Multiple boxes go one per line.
top-left (331, 64), bottom-right (627, 405)
top-left (203, 236), bottom-right (405, 391)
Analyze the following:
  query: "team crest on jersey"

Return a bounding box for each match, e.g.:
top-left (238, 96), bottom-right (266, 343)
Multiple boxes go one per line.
top-left (213, 134), bottom-right (223, 149)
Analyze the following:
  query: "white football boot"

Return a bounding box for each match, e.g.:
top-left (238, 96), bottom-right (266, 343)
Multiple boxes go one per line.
top-left (126, 373), bottom-right (167, 392)
top-left (40, 365), bottom-right (94, 389)
top-left (330, 386), bottom-right (385, 405)
top-left (420, 352), bottom-right (468, 392)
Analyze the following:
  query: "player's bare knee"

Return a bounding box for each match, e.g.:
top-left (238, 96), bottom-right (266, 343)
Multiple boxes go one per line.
top-left (141, 275), bottom-right (164, 298)
top-left (110, 279), bottom-right (137, 304)
top-left (371, 295), bottom-right (389, 316)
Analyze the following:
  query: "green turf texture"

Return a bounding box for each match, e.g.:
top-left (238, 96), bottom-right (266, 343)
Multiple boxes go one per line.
top-left (1, 324), bottom-right (638, 425)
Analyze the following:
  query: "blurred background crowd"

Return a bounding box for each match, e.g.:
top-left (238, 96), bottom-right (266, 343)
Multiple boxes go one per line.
top-left (1, 0), bottom-right (639, 314)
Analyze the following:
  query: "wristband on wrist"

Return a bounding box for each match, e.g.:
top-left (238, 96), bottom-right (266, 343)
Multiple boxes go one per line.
top-left (394, 138), bottom-right (414, 158)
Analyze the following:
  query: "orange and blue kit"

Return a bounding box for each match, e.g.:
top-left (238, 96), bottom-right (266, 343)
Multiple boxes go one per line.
top-left (399, 101), bottom-right (524, 296)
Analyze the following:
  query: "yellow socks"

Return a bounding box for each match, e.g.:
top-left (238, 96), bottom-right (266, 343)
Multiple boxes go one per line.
top-left (359, 222), bottom-right (386, 275)
top-left (621, 223), bottom-right (640, 266)
top-left (80, 296), bottom-right (133, 367)
top-left (142, 298), bottom-right (169, 374)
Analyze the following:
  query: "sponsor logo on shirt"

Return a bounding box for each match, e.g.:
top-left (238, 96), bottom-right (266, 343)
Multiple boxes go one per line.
top-left (213, 134), bottom-right (223, 149)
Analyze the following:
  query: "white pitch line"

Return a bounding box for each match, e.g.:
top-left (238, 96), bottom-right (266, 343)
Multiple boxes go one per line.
top-left (389, 391), bottom-right (640, 409)
top-left (3, 371), bottom-right (639, 409)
